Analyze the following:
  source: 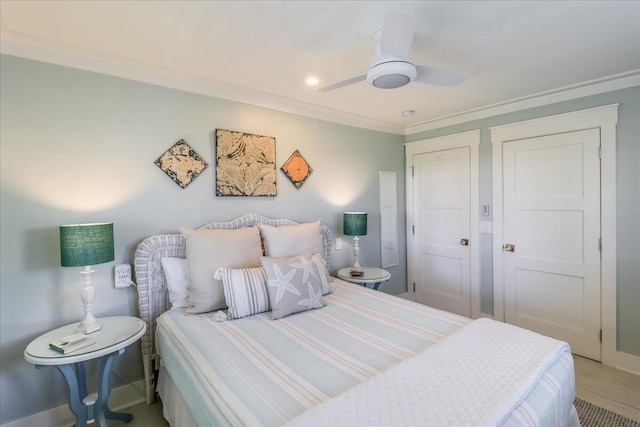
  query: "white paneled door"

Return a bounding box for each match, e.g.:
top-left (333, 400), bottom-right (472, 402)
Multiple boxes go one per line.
top-left (412, 147), bottom-right (471, 317)
top-left (502, 129), bottom-right (601, 360)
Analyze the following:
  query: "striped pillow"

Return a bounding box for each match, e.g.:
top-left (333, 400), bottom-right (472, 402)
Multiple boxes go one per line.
top-left (214, 267), bottom-right (270, 319)
top-left (310, 253), bottom-right (333, 295)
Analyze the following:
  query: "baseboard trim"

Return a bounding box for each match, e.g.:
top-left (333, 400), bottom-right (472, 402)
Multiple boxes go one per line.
top-left (614, 351), bottom-right (640, 376)
top-left (1, 380), bottom-right (145, 427)
top-left (395, 292), bottom-right (411, 300)
top-left (477, 313), bottom-right (495, 321)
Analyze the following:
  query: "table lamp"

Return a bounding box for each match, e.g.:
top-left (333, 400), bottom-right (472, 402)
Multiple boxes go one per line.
top-left (343, 212), bottom-right (367, 276)
top-left (60, 222), bottom-right (114, 334)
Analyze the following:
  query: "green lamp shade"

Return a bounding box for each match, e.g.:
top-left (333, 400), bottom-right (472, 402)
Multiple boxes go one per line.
top-left (60, 223), bottom-right (115, 267)
top-left (343, 212), bottom-right (367, 236)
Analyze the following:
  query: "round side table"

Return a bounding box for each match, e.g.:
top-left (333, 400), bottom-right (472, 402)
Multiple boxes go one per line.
top-left (337, 267), bottom-right (391, 290)
top-left (24, 316), bottom-right (146, 427)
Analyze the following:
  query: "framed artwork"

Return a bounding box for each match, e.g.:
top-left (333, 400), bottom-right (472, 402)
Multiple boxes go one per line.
top-left (154, 139), bottom-right (208, 188)
top-left (281, 150), bottom-right (312, 189)
top-left (215, 129), bottom-right (276, 196)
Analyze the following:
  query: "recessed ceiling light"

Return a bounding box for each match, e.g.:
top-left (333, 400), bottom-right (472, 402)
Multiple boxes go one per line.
top-left (306, 76), bottom-right (319, 86)
top-left (402, 110), bottom-right (415, 117)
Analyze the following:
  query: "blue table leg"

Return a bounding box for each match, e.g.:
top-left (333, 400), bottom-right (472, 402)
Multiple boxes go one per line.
top-left (373, 281), bottom-right (382, 290)
top-left (94, 348), bottom-right (132, 426)
top-left (37, 364), bottom-right (88, 427)
top-left (36, 348), bottom-right (132, 427)
top-left (76, 361), bottom-right (88, 399)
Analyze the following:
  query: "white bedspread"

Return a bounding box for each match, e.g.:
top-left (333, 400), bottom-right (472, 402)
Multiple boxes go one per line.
top-left (285, 318), bottom-right (570, 427)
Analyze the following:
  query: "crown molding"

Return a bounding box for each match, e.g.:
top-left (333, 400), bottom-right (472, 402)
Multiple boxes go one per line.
top-left (2, 26), bottom-right (637, 137)
top-left (405, 70), bottom-right (640, 135)
top-left (0, 29), bottom-right (405, 135)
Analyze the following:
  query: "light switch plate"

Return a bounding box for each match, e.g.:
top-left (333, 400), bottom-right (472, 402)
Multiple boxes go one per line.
top-left (335, 238), bottom-right (342, 250)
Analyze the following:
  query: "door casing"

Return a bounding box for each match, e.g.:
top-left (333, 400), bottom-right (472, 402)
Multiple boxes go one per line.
top-left (491, 104), bottom-right (620, 367)
top-left (405, 130), bottom-right (481, 319)
top-left (502, 129), bottom-right (602, 360)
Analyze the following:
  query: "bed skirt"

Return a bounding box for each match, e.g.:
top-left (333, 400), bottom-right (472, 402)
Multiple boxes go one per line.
top-left (158, 364), bottom-right (198, 427)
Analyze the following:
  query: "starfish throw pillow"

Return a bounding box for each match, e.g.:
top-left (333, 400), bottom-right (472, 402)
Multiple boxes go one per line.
top-left (261, 254), bottom-right (326, 320)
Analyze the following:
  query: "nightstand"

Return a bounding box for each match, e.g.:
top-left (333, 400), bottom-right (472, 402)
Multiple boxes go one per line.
top-left (337, 267), bottom-right (391, 290)
top-left (24, 316), bottom-right (146, 427)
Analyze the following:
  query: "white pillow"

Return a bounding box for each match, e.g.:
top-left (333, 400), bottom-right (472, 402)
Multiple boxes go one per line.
top-left (160, 257), bottom-right (190, 308)
top-left (214, 267), bottom-right (270, 319)
top-left (182, 226), bottom-right (263, 314)
top-left (261, 254), bottom-right (326, 320)
top-left (259, 220), bottom-right (324, 260)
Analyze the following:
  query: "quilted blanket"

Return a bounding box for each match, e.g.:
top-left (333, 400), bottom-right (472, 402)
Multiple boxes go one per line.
top-left (285, 318), bottom-right (570, 427)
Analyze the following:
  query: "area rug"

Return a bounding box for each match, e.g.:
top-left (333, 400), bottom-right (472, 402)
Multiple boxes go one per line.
top-left (575, 398), bottom-right (640, 427)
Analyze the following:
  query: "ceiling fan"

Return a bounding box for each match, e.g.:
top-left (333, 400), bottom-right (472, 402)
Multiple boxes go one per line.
top-left (318, 11), bottom-right (465, 92)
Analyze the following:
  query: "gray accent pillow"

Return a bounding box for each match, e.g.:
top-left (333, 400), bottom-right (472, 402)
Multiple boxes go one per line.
top-left (261, 254), bottom-right (326, 320)
top-left (182, 226), bottom-right (263, 314)
top-left (259, 221), bottom-right (324, 259)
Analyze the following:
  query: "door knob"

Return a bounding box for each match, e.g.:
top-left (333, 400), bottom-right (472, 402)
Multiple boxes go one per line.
top-left (504, 243), bottom-right (515, 252)
top-left (460, 239), bottom-right (469, 246)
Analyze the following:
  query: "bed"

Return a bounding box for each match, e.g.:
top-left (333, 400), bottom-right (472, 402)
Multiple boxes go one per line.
top-left (134, 214), bottom-right (580, 426)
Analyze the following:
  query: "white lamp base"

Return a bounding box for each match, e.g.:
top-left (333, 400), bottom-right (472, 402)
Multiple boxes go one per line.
top-left (350, 236), bottom-right (363, 275)
top-left (76, 266), bottom-right (102, 334)
top-left (77, 317), bottom-right (101, 334)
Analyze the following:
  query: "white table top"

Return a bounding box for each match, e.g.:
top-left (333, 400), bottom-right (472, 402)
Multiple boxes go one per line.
top-left (337, 267), bottom-right (391, 284)
top-left (24, 316), bottom-right (146, 365)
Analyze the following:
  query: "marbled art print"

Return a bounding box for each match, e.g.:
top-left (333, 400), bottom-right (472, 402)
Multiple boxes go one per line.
top-left (154, 139), bottom-right (208, 188)
top-left (215, 129), bottom-right (277, 196)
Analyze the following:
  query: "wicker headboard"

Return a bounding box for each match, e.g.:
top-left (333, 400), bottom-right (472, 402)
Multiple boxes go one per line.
top-left (133, 214), bottom-right (332, 403)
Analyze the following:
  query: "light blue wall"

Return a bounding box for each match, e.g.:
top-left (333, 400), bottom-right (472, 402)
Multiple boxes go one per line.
top-left (0, 55), bottom-right (406, 423)
top-left (406, 86), bottom-right (640, 358)
top-left (2, 52), bottom-right (637, 424)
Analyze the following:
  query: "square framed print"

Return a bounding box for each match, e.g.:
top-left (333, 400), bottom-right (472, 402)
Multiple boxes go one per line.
top-left (215, 129), bottom-right (276, 196)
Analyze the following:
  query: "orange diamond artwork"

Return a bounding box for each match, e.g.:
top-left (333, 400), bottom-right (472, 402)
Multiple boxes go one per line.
top-left (281, 150), bottom-right (312, 189)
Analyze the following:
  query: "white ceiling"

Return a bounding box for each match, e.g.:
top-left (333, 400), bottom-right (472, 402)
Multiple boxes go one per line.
top-left (1, 1), bottom-right (639, 134)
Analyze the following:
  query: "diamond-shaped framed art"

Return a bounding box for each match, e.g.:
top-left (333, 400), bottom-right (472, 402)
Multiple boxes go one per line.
top-left (154, 139), bottom-right (208, 189)
top-left (281, 150), bottom-right (312, 189)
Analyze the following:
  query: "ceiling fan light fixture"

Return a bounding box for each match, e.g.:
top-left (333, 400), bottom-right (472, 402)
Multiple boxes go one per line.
top-left (367, 60), bottom-right (416, 89)
top-left (318, 11), bottom-right (464, 93)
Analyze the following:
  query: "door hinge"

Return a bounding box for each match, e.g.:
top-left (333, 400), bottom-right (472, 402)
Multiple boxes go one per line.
top-left (411, 166), bottom-right (414, 177)
top-left (599, 329), bottom-right (602, 343)
top-left (412, 225), bottom-right (415, 235)
top-left (598, 146), bottom-right (602, 159)
top-left (413, 282), bottom-right (416, 293)
top-left (599, 238), bottom-right (602, 252)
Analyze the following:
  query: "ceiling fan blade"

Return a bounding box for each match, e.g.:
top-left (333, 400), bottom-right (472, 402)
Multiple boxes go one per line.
top-left (317, 74), bottom-right (367, 92)
top-left (415, 65), bottom-right (466, 87)
top-left (380, 11), bottom-right (415, 59)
